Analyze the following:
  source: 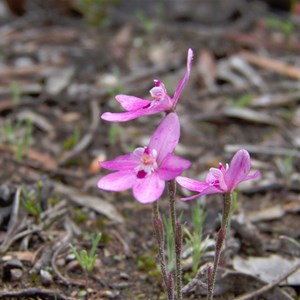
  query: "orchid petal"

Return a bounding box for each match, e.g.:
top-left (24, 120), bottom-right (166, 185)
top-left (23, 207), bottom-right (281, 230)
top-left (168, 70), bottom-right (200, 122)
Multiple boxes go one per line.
top-left (149, 113), bottom-right (180, 164)
top-left (101, 102), bottom-right (168, 122)
top-left (158, 154), bottom-right (191, 180)
top-left (132, 147), bottom-right (145, 159)
top-left (245, 170), bottom-right (260, 181)
top-left (180, 193), bottom-right (203, 201)
top-left (97, 171), bottom-right (136, 191)
top-left (183, 186), bottom-right (223, 201)
top-left (176, 176), bottom-right (209, 192)
top-left (225, 149), bottom-right (251, 191)
top-left (101, 154), bottom-right (139, 171)
top-left (172, 48), bottom-right (193, 107)
top-left (115, 95), bottom-right (151, 111)
top-left (150, 81), bottom-right (168, 99)
top-left (219, 163), bottom-right (226, 174)
top-left (209, 167), bottom-right (227, 191)
top-left (198, 185), bottom-right (224, 196)
top-left (180, 185), bottom-right (223, 201)
top-left (101, 110), bottom-right (148, 122)
top-left (133, 173), bottom-right (165, 203)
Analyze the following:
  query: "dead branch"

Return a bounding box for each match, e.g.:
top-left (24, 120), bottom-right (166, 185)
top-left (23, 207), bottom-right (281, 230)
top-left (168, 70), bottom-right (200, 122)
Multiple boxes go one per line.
top-left (234, 261), bottom-right (300, 300)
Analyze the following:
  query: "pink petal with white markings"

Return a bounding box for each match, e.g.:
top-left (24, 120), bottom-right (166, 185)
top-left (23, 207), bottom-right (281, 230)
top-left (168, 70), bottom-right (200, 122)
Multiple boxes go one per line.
top-left (133, 173), bottom-right (165, 203)
top-left (97, 171), bottom-right (136, 191)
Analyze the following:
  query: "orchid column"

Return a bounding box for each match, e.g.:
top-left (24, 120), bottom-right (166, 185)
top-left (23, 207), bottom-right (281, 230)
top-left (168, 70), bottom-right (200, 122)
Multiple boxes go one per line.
top-left (98, 49), bottom-right (194, 300)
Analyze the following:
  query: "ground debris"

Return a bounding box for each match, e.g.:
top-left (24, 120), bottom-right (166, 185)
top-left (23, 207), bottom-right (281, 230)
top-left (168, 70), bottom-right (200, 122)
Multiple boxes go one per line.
top-left (0, 0), bottom-right (300, 298)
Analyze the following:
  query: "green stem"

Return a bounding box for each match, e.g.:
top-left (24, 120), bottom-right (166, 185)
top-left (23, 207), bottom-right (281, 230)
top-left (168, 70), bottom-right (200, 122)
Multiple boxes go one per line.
top-left (168, 180), bottom-right (182, 300)
top-left (152, 201), bottom-right (172, 300)
top-left (222, 192), bottom-right (232, 229)
top-left (84, 271), bottom-right (89, 300)
top-left (207, 192), bottom-right (232, 300)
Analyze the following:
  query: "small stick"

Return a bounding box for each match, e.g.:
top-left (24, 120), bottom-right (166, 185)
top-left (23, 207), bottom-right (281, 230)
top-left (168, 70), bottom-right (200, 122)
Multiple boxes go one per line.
top-left (225, 144), bottom-right (300, 158)
top-left (241, 51), bottom-right (300, 80)
top-left (234, 260), bottom-right (300, 300)
top-left (51, 219), bottom-right (73, 285)
top-left (182, 266), bottom-right (208, 295)
top-left (0, 288), bottom-right (70, 300)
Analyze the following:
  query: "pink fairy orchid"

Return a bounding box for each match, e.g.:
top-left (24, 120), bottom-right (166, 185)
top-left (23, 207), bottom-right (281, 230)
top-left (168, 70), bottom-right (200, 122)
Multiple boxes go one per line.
top-left (176, 149), bottom-right (260, 201)
top-left (101, 49), bottom-right (193, 122)
top-left (97, 113), bottom-right (191, 203)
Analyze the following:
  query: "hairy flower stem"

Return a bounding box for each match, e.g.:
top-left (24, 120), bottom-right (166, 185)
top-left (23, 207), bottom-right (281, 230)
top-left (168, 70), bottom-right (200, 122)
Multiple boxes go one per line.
top-left (152, 201), bottom-right (173, 300)
top-left (168, 179), bottom-right (182, 300)
top-left (207, 192), bottom-right (232, 300)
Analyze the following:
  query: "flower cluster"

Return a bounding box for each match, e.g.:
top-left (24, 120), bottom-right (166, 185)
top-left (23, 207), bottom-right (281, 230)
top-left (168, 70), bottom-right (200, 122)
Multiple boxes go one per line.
top-left (98, 48), bottom-right (260, 203)
top-left (97, 47), bottom-right (261, 300)
top-left (98, 49), bottom-right (193, 203)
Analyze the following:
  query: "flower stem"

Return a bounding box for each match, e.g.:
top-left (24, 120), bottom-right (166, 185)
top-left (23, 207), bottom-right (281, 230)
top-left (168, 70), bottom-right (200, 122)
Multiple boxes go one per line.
top-left (152, 201), bottom-right (173, 300)
top-left (168, 179), bottom-right (182, 300)
top-left (207, 192), bottom-right (232, 300)
top-left (222, 192), bottom-right (232, 229)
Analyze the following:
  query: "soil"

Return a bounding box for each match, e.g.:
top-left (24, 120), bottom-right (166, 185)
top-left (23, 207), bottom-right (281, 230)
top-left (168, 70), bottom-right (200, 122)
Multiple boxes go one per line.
top-left (0, 0), bottom-right (300, 299)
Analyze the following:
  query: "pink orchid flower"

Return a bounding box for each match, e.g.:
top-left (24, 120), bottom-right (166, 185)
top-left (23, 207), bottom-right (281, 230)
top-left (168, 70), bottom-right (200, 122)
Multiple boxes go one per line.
top-left (97, 113), bottom-right (191, 203)
top-left (101, 49), bottom-right (193, 122)
top-left (176, 149), bottom-right (260, 201)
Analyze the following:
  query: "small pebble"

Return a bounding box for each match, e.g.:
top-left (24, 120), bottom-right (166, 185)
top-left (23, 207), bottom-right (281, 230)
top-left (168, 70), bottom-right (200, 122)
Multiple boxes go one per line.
top-left (3, 259), bottom-right (23, 281)
top-left (119, 272), bottom-right (129, 280)
top-left (10, 269), bottom-right (23, 281)
top-left (56, 258), bottom-right (66, 267)
top-left (66, 253), bottom-right (76, 262)
top-left (40, 269), bottom-right (53, 286)
top-left (102, 290), bottom-right (120, 299)
top-left (0, 185), bottom-right (12, 206)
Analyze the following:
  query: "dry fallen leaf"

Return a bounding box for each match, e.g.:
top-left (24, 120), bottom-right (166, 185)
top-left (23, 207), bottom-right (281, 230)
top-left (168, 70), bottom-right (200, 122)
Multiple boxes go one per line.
top-left (2, 251), bottom-right (35, 262)
top-left (54, 182), bottom-right (124, 223)
top-left (233, 255), bottom-right (300, 285)
top-left (26, 149), bottom-right (58, 170)
top-left (88, 153), bottom-right (106, 175)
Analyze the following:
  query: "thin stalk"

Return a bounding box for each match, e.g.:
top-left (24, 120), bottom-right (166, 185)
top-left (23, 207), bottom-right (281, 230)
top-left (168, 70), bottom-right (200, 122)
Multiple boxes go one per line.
top-left (168, 179), bottom-right (182, 300)
top-left (84, 270), bottom-right (89, 300)
top-left (152, 201), bottom-right (173, 300)
top-left (221, 192), bottom-right (232, 229)
top-left (207, 192), bottom-right (232, 300)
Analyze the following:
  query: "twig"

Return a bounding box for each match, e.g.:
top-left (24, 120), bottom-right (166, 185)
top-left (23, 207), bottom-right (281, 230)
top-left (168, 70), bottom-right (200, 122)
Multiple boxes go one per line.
top-left (6, 187), bottom-right (22, 235)
top-left (0, 200), bottom-right (68, 253)
top-left (110, 229), bottom-right (131, 258)
top-left (234, 260), bottom-right (300, 300)
top-left (0, 288), bottom-right (71, 300)
top-left (53, 181), bottom-right (124, 223)
top-left (182, 265), bottom-right (208, 295)
top-left (240, 51), bottom-right (300, 80)
top-left (51, 219), bottom-right (73, 285)
top-left (0, 148), bottom-right (85, 179)
top-left (225, 144), bottom-right (300, 158)
top-left (58, 99), bottom-right (100, 165)
top-left (30, 245), bottom-right (55, 275)
top-left (1, 227), bottom-right (42, 253)
top-left (227, 32), bottom-right (300, 53)
top-left (0, 187), bottom-right (28, 253)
